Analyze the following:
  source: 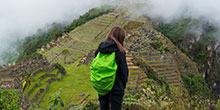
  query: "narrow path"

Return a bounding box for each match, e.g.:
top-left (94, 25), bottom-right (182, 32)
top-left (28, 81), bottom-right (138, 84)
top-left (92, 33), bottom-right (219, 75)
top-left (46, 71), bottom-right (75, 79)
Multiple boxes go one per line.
top-left (126, 52), bottom-right (147, 91)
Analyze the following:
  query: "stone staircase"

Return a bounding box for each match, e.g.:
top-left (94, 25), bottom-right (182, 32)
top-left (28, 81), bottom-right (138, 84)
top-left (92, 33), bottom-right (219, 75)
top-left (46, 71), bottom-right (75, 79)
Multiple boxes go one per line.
top-left (126, 52), bottom-right (147, 91)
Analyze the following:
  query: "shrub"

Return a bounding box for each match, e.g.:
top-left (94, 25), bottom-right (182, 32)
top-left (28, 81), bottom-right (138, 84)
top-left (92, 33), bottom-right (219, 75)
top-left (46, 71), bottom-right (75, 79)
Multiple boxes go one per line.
top-left (181, 72), bottom-right (211, 98)
top-left (70, 101), bottom-right (99, 110)
top-left (48, 89), bottom-right (64, 110)
top-left (55, 63), bottom-right (66, 75)
top-left (0, 85), bottom-right (21, 110)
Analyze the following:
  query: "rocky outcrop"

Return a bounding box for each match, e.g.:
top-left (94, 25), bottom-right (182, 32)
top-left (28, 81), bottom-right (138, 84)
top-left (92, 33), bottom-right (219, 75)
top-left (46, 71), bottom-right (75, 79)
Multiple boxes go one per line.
top-left (0, 59), bottom-right (50, 88)
top-left (176, 34), bottom-right (220, 99)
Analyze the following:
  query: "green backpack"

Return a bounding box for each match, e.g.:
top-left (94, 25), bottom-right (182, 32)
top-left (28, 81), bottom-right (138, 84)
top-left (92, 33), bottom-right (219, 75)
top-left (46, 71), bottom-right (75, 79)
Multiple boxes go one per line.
top-left (90, 52), bottom-right (118, 96)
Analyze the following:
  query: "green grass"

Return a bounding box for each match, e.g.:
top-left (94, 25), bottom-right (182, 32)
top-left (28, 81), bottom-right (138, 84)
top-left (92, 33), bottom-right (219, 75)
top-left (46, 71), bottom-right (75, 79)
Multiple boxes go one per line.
top-left (28, 84), bottom-right (47, 102)
top-left (43, 46), bottom-right (85, 64)
top-left (59, 39), bottom-right (98, 52)
top-left (30, 11), bottom-right (125, 109)
top-left (24, 81), bottom-right (38, 94)
top-left (99, 16), bottom-right (115, 21)
top-left (129, 74), bottom-right (139, 77)
top-left (24, 69), bottom-right (59, 99)
top-left (68, 41), bottom-right (97, 52)
top-left (35, 69), bottom-right (58, 80)
top-left (95, 18), bottom-right (112, 24)
top-left (71, 22), bottom-right (106, 37)
top-left (94, 22), bottom-right (110, 27)
top-left (39, 62), bottom-right (97, 109)
top-left (129, 69), bottom-right (139, 73)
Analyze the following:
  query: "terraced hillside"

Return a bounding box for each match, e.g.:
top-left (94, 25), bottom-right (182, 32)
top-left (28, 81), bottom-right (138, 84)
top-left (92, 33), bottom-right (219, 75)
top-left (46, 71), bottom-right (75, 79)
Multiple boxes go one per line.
top-left (0, 59), bottom-right (49, 89)
top-left (126, 22), bottom-right (198, 87)
top-left (23, 65), bottom-right (61, 108)
top-left (126, 51), bottom-right (147, 91)
top-left (38, 12), bottom-right (127, 65)
top-left (23, 10), bottom-right (201, 109)
top-left (25, 11), bottom-right (129, 109)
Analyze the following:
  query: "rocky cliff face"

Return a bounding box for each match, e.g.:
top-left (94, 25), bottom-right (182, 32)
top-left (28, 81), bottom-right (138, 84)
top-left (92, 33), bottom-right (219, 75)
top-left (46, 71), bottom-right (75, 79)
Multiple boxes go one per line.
top-left (176, 34), bottom-right (220, 99)
top-left (154, 19), bottom-right (220, 99)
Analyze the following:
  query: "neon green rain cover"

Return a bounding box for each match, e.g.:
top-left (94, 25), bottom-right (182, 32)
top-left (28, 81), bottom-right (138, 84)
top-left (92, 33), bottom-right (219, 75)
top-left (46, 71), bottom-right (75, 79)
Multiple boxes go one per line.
top-left (90, 52), bottom-right (117, 96)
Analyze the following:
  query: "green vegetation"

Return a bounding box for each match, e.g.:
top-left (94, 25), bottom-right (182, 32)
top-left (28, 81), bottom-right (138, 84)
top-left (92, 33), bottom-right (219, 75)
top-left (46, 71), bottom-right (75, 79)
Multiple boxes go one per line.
top-left (125, 78), bottom-right (215, 109)
top-left (39, 63), bottom-right (97, 109)
top-left (55, 63), bottom-right (66, 75)
top-left (23, 62), bottom-right (97, 109)
top-left (181, 72), bottom-right (211, 98)
top-left (76, 77), bottom-right (215, 109)
top-left (17, 23), bottom-right (64, 62)
top-left (64, 6), bottom-right (114, 33)
top-left (154, 18), bottom-right (217, 64)
top-left (23, 69), bottom-right (58, 95)
top-left (154, 18), bottom-right (191, 44)
top-left (133, 54), bottom-right (169, 87)
top-left (151, 41), bottom-right (167, 54)
top-left (1, 6), bottom-right (114, 65)
top-left (124, 21), bottom-right (144, 31)
top-left (0, 86), bottom-right (21, 110)
top-left (41, 46), bottom-right (85, 65)
top-left (123, 90), bottom-right (145, 110)
top-left (153, 17), bottom-right (218, 100)
top-left (48, 89), bottom-right (64, 110)
top-left (70, 100), bottom-right (99, 110)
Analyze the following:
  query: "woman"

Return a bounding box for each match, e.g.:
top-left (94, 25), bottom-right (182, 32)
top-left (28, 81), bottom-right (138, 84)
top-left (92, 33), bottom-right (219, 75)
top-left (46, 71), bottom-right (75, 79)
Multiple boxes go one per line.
top-left (95, 26), bottom-right (129, 110)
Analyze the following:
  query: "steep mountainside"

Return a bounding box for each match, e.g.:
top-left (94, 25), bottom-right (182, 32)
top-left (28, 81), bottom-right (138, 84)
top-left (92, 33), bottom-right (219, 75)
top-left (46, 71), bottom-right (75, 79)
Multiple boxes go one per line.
top-left (154, 19), bottom-right (220, 99)
top-left (0, 8), bottom-right (217, 109)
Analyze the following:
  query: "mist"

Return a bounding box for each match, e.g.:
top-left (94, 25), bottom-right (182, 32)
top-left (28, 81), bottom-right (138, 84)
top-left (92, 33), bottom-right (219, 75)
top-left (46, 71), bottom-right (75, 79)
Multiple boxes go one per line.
top-left (2, 0), bottom-right (220, 65)
top-left (0, 0), bottom-right (105, 65)
top-left (123, 0), bottom-right (220, 24)
top-left (117, 0), bottom-right (220, 39)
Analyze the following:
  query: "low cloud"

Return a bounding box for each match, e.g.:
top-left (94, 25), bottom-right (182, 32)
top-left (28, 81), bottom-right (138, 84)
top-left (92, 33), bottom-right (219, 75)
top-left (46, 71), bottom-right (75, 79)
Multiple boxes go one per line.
top-left (0, 0), bottom-right (105, 64)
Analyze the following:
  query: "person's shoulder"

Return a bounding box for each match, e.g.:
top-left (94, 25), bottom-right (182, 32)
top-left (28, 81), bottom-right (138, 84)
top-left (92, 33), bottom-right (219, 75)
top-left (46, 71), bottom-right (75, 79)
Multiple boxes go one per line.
top-left (116, 51), bottom-right (126, 57)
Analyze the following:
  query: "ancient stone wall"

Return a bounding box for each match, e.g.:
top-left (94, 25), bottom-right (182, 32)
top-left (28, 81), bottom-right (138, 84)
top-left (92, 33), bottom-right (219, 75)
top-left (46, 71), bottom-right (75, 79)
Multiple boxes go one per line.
top-left (0, 59), bottom-right (50, 88)
top-left (76, 50), bottom-right (95, 67)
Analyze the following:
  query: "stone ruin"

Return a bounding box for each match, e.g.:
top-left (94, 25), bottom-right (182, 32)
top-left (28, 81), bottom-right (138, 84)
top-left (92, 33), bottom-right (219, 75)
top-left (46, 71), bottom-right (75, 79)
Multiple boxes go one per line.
top-left (50, 40), bottom-right (56, 46)
top-left (76, 50), bottom-right (96, 67)
top-left (41, 33), bottom-right (69, 52)
top-left (0, 59), bottom-right (50, 89)
top-left (46, 43), bottom-right (51, 49)
top-left (61, 33), bottom-right (70, 39)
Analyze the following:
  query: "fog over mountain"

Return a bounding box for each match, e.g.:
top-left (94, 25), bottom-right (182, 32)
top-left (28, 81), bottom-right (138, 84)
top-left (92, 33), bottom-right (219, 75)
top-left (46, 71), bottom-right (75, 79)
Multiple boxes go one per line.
top-left (116, 0), bottom-right (220, 39)
top-left (0, 0), bottom-right (104, 64)
top-left (122, 0), bottom-right (220, 24)
top-left (1, 0), bottom-right (220, 65)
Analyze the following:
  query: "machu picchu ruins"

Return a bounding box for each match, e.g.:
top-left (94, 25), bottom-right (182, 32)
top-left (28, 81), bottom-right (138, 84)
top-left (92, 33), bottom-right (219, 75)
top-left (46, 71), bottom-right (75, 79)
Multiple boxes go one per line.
top-left (1, 1), bottom-right (220, 109)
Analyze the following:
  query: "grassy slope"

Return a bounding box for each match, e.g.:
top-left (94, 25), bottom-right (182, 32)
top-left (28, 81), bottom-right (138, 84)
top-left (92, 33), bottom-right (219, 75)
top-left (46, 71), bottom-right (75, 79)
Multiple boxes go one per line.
top-left (34, 12), bottom-right (126, 109)
top-left (24, 69), bottom-right (58, 102)
top-left (39, 62), bottom-right (97, 109)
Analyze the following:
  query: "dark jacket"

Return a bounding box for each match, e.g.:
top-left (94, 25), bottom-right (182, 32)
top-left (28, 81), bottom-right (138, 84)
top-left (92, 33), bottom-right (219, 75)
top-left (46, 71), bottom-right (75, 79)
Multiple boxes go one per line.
top-left (95, 41), bottom-right (129, 94)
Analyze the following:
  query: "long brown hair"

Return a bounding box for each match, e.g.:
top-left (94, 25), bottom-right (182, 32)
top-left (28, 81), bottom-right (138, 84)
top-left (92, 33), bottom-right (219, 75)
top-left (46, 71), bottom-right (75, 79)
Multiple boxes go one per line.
top-left (105, 26), bottom-right (126, 52)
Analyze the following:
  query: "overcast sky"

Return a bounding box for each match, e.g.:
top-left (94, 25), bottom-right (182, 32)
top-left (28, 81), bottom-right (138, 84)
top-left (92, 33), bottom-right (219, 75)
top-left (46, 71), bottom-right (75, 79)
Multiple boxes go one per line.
top-left (1, 0), bottom-right (220, 64)
top-left (0, 0), bottom-right (104, 61)
top-left (125, 0), bottom-right (220, 25)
